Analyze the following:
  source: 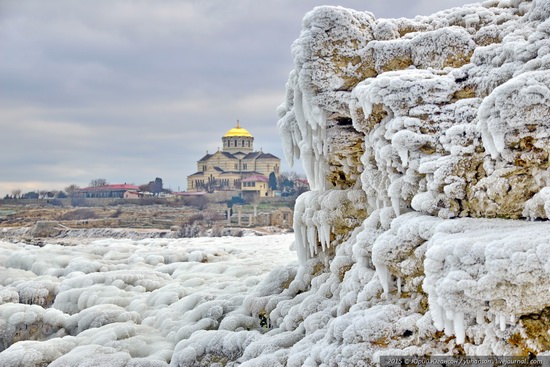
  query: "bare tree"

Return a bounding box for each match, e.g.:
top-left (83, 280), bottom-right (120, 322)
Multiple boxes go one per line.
top-left (204, 209), bottom-right (224, 227)
top-left (89, 178), bottom-right (108, 187)
top-left (182, 195), bottom-right (209, 211)
top-left (138, 184), bottom-right (150, 192)
top-left (64, 184), bottom-right (81, 198)
top-left (11, 189), bottom-right (21, 199)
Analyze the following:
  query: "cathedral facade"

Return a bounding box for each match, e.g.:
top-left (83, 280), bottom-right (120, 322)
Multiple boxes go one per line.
top-left (187, 122), bottom-right (280, 194)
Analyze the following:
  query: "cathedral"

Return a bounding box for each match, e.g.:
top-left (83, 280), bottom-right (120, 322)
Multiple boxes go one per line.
top-left (187, 122), bottom-right (281, 195)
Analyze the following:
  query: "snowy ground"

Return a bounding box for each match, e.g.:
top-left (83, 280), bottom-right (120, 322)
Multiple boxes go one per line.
top-left (0, 233), bottom-right (296, 366)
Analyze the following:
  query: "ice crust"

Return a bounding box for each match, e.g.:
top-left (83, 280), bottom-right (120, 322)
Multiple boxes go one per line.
top-left (0, 236), bottom-right (297, 365)
top-left (275, 0), bottom-right (550, 362)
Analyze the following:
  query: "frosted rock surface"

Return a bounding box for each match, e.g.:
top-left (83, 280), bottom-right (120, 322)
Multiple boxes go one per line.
top-left (274, 0), bottom-right (550, 361)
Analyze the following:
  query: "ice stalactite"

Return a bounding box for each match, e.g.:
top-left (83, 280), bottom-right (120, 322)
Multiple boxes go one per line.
top-left (293, 190), bottom-right (367, 267)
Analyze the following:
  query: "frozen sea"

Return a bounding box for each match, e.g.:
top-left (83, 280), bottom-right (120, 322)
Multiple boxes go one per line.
top-left (0, 233), bottom-right (296, 366)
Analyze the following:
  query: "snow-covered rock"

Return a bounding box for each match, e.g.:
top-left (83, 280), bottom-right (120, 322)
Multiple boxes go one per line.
top-left (274, 0), bottom-right (550, 362)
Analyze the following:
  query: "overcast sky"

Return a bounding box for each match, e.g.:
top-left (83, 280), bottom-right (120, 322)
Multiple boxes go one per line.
top-left (0, 0), bottom-right (475, 196)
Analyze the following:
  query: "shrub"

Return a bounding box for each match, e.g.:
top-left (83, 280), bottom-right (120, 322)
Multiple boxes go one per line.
top-left (182, 196), bottom-right (209, 210)
top-left (111, 208), bottom-right (123, 218)
top-left (48, 199), bottom-right (63, 207)
top-left (60, 209), bottom-right (98, 221)
top-left (70, 197), bottom-right (90, 207)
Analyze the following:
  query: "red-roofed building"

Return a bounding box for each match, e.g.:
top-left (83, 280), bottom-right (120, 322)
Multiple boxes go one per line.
top-left (241, 174), bottom-right (274, 199)
top-left (77, 184), bottom-right (140, 199)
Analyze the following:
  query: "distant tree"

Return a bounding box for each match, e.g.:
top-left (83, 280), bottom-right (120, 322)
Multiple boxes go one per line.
top-left (22, 191), bottom-right (39, 199)
top-left (39, 190), bottom-right (48, 199)
top-left (282, 171), bottom-right (299, 181)
top-left (140, 178), bottom-right (167, 196)
top-left (138, 184), bottom-right (150, 192)
top-left (268, 172), bottom-right (278, 190)
top-left (152, 178), bottom-right (163, 195)
top-left (183, 195), bottom-right (209, 211)
top-left (278, 172), bottom-right (295, 192)
top-left (11, 189), bottom-right (21, 199)
top-left (57, 191), bottom-right (68, 198)
top-left (89, 178), bottom-right (108, 187)
top-left (64, 184), bottom-right (81, 198)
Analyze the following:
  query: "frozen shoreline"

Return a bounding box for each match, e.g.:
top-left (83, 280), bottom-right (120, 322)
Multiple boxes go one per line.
top-left (0, 233), bottom-right (298, 365)
top-left (0, 224), bottom-right (289, 247)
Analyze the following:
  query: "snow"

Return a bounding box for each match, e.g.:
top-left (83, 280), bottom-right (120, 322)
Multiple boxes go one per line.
top-left (0, 235), bottom-right (296, 365)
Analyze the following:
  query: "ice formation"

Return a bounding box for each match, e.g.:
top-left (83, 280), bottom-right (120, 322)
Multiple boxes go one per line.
top-left (4, 0), bottom-right (550, 365)
top-left (0, 235), bottom-right (296, 365)
top-left (275, 0), bottom-right (550, 362)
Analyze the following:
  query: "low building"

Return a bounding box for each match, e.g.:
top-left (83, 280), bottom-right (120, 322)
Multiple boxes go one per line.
top-left (123, 190), bottom-right (140, 199)
top-left (241, 174), bottom-right (273, 199)
top-left (77, 184), bottom-right (139, 199)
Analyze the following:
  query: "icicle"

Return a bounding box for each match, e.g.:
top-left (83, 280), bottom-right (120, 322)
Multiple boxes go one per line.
top-left (300, 226), bottom-right (309, 262)
top-left (301, 146), bottom-right (316, 190)
top-left (453, 312), bottom-right (465, 345)
top-left (307, 226), bottom-right (317, 257)
top-left (318, 224), bottom-right (326, 252)
top-left (391, 196), bottom-right (401, 216)
top-left (510, 314), bottom-right (516, 324)
top-left (293, 195), bottom-right (309, 267)
top-left (431, 302), bottom-right (445, 331)
top-left (444, 314), bottom-right (455, 337)
top-left (319, 223), bottom-right (331, 252)
top-left (374, 262), bottom-right (391, 295)
top-left (396, 277), bottom-right (402, 295)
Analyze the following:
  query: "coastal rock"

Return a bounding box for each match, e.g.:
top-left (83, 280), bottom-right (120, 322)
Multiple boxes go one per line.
top-left (272, 0), bottom-right (550, 361)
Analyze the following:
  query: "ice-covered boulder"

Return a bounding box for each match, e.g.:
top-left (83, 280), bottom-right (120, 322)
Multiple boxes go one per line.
top-left (274, 0), bottom-right (550, 361)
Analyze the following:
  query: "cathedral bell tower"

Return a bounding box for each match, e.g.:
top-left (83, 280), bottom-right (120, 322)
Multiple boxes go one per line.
top-left (222, 120), bottom-right (254, 154)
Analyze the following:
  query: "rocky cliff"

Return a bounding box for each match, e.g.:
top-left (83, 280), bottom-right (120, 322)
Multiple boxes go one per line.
top-left (271, 0), bottom-right (550, 362)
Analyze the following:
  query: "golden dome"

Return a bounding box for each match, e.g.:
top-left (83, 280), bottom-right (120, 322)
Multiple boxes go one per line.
top-left (223, 121), bottom-right (253, 138)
